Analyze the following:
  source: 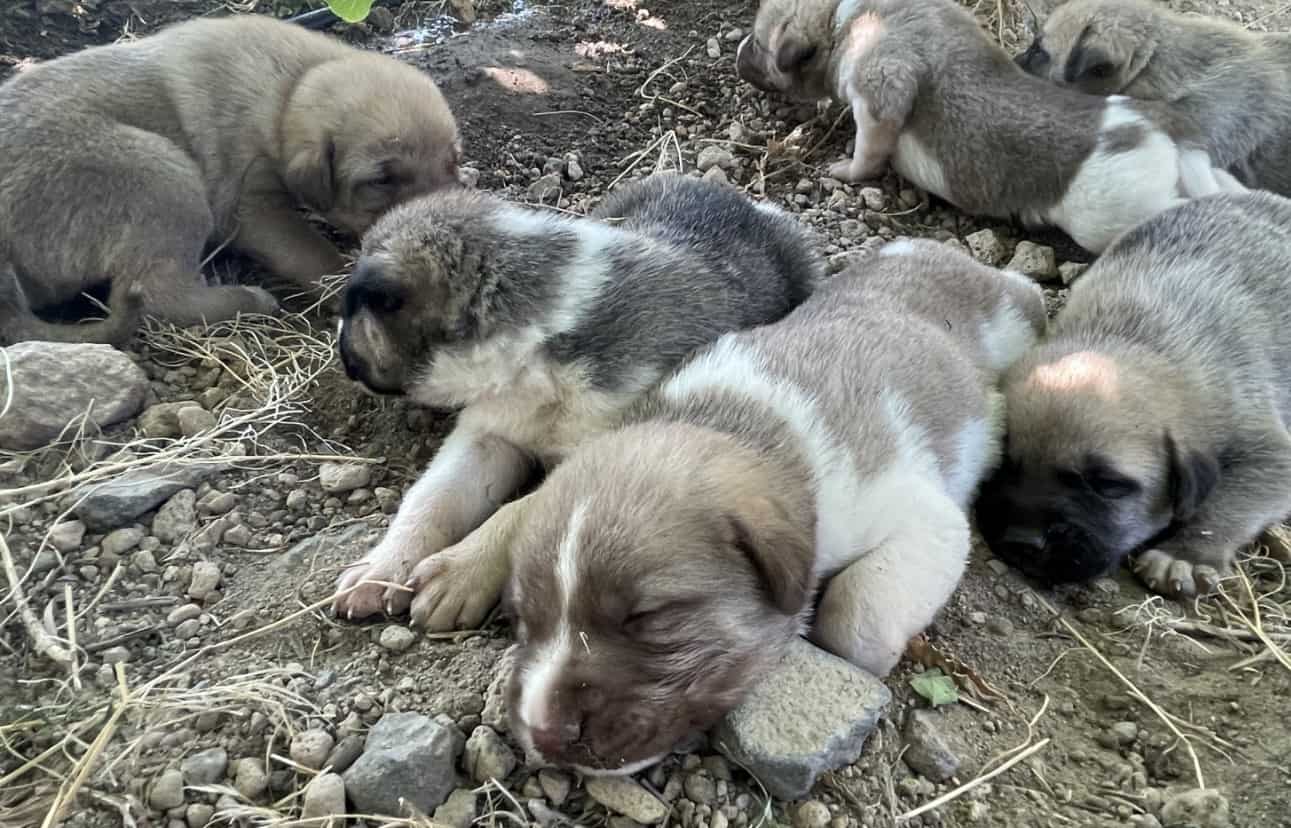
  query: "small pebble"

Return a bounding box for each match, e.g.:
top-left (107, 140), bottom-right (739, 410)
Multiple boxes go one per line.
top-left (291, 729), bottom-right (336, 771)
top-left (379, 624), bottom-right (416, 652)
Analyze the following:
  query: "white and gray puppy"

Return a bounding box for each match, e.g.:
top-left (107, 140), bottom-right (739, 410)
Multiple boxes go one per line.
top-left (977, 191), bottom-right (1291, 598)
top-left (332, 174), bottom-right (824, 621)
top-left (0, 14), bottom-right (461, 346)
top-left (734, 0), bottom-right (1243, 253)
top-left (1016, 0), bottom-right (1291, 196)
top-left (396, 239), bottom-right (1046, 774)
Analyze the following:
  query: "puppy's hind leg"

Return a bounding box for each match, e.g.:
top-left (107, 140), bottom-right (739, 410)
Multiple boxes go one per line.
top-left (810, 488), bottom-right (970, 677)
top-left (828, 97), bottom-right (902, 184)
top-left (138, 262), bottom-right (279, 329)
top-left (0, 265), bottom-right (144, 346)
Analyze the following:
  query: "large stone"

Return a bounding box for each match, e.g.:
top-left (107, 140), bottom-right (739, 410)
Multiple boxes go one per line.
top-left (344, 712), bottom-right (459, 816)
top-left (712, 637), bottom-right (891, 800)
top-left (902, 709), bottom-right (961, 782)
top-left (0, 342), bottom-right (148, 451)
top-left (152, 489), bottom-right (198, 543)
top-left (319, 462), bottom-right (372, 494)
top-left (181, 747), bottom-right (228, 786)
top-left (301, 773), bottom-right (347, 827)
top-left (74, 463), bottom-right (219, 531)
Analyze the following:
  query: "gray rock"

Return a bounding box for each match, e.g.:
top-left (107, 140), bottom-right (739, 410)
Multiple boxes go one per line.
top-left (291, 728), bottom-right (336, 771)
top-left (319, 462), bottom-right (371, 494)
top-left (75, 463), bottom-right (219, 531)
top-left (379, 624), bottom-right (416, 652)
top-left (1099, 721), bottom-right (1139, 749)
top-left (344, 712), bottom-right (459, 816)
top-left (1006, 241), bottom-right (1058, 281)
top-left (1161, 788), bottom-right (1230, 828)
top-left (153, 490), bottom-right (198, 543)
top-left (859, 187), bottom-right (887, 212)
top-left (792, 801), bottom-right (831, 828)
top-left (185, 803), bottom-right (214, 828)
top-left (100, 645), bottom-right (132, 664)
top-left (0, 343), bottom-right (148, 451)
top-left (482, 646), bottom-right (517, 734)
top-left (585, 777), bottom-right (668, 824)
top-left (538, 769), bottom-right (571, 806)
top-left (902, 709), bottom-right (960, 782)
top-left (326, 734), bottom-right (366, 774)
top-left (196, 491), bottom-right (237, 516)
top-left (302, 773), bottom-right (347, 826)
top-left (713, 637), bottom-right (890, 800)
top-left (702, 166), bottom-right (730, 186)
top-left (1058, 261), bottom-right (1089, 285)
top-left (234, 757), bottom-right (269, 800)
top-left (48, 520), bottom-right (87, 553)
top-left (221, 523), bottom-right (252, 547)
top-left (564, 153), bottom-right (584, 182)
top-left (139, 402), bottom-right (195, 439)
top-left (167, 604), bottom-right (202, 627)
top-left (683, 772), bottom-right (717, 805)
top-left (463, 726), bottom-right (517, 783)
top-left (706, 36), bottom-right (720, 58)
top-left (527, 173), bottom-right (563, 202)
top-left (435, 788), bottom-right (479, 828)
top-left (697, 146), bottom-right (734, 172)
top-left (188, 561), bottom-right (222, 601)
top-left (177, 407), bottom-right (217, 438)
top-left (102, 527), bottom-right (146, 557)
top-left (964, 228), bottom-right (1007, 266)
top-left (174, 618), bottom-right (202, 639)
top-left (150, 768), bottom-right (186, 811)
top-left (181, 747), bottom-right (228, 786)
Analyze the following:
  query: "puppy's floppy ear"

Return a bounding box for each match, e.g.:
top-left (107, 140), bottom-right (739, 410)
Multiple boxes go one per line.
top-left (774, 34), bottom-right (818, 75)
top-left (728, 496), bottom-right (814, 615)
top-left (285, 136), bottom-right (337, 213)
top-left (1064, 44), bottom-right (1117, 85)
top-left (1166, 431), bottom-right (1219, 522)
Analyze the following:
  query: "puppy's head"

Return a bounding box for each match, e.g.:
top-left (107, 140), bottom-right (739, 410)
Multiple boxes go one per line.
top-left (1014, 0), bottom-right (1158, 96)
top-left (504, 424), bottom-right (813, 774)
top-left (281, 53), bottom-right (463, 236)
top-left (736, 0), bottom-right (842, 100)
top-left (336, 190), bottom-right (501, 396)
top-left (976, 346), bottom-right (1218, 584)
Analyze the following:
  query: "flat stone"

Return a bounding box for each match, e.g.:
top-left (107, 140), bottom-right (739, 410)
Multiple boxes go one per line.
top-left (434, 788), bottom-right (479, 828)
top-left (150, 768), bottom-right (186, 811)
top-left (301, 773), bottom-right (347, 825)
top-left (319, 462), bottom-right (372, 494)
top-left (152, 489), bottom-right (198, 543)
top-left (463, 726), bottom-right (516, 783)
top-left (75, 463), bottom-right (220, 532)
top-left (187, 561), bottom-right (222, 601)
top-left (181, 747), bottom-right (228, 787)
top-left (290, 729), bottom-right (336, 771)
top-left (0, 343), bottom-right (148, 451)
top-left (177, 407), bottom-right (217, 438)
top-left (48, 520), bottom-right (87, 553)
top-left (713, 637), bottom-right (891, 800)
top-left (344, 712), bottom-right (459, 816)
top-left (902, 709), bottom-right (961, 782)
top-left (585, 776), bottom-right (668, 824)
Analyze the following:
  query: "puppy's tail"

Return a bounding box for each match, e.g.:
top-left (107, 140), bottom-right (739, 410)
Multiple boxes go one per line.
top-left (0, 264), bottom-right (145, 347)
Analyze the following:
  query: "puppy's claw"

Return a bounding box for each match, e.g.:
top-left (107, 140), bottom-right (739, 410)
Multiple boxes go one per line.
top-left (1133, 549), bottom-right (1227, 599)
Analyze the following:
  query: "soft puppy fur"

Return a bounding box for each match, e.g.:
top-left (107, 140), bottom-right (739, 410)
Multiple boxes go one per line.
top-left (1016, 0), bottom-right (1291, 196)
top-left (332, 174), bottom-right (823, 621)
top-left (977, 191), bottom-right (1291, 598)
top-left (734, 0), bottom-right (1243, 253)
top-left (388, 239), bottom-right (1046, 774)
top-left (0, 14), bottom-right (461, 345)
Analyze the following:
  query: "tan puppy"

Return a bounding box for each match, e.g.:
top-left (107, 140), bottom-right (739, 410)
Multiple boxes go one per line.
top-left (331, 174), bottom-right (824, 621)
top-left (734, 0), bottom-right (1243, 253)
top-left (0, 14), bottom-right (462, 345)
top-left (977, 191), bottom-right (1291, 598)
top-left (1017, 0), bottom-right (1291, 196)
top-left (399, 239), bottom-right (1045, 773)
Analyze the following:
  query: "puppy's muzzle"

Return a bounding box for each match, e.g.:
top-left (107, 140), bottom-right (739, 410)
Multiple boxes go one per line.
top-left (735, 35), bottom-right (771, 91)
top-left (977, 486), bottom-right (1123, 585)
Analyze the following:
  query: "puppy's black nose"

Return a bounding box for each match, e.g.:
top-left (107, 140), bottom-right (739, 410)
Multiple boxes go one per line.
top-left (530, 720), bottom-right (581, 758)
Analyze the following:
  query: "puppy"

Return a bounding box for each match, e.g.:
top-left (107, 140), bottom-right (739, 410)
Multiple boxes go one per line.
top-left (331, 174), bottom-right (824, 621)
top-left (0, 14), bottom-right (461, 346)
top-left (977, 191), bottom-right (1291, 598)
top-left (734, 0), bottom-right (1243, 253)
top-left (1016, 0), bottom-right (1291, 196)
top-left (395, 239), bottom-right (1046, 773)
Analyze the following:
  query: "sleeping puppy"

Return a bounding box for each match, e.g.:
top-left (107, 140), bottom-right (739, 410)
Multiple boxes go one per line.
top-left (0, 14), bottom-right (461, 346)
top-left (734, 0), bottom-right (1243, 253)
top-left (1016, 0), bottom-right (1291, 196)
top-left (331, 174), bottom-right (824, 621)
top-left (398, 239), bottom-right (1046, 773)
top-left (977, 191), bottom-right (1291, 598)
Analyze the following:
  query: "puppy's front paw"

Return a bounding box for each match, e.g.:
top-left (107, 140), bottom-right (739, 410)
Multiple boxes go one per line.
top-left (1132, 549), bottom-right (1228, 598)
top-left (828, 159), bottom-right (863, 183)
top-left (333, 539), bottom-right (423, 620)
top-left (240, 286), bottom-right (280, 316)
top-left (407, 541), bottom-right (507, 632)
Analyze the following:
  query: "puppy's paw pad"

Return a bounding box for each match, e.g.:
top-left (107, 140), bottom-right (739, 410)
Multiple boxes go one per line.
top-left (827, 160), bottom-right (861, 183)
top-left (1132, 549), bottom-right (1227, 599)
top-left (332, 546), bottom-right (420, 620)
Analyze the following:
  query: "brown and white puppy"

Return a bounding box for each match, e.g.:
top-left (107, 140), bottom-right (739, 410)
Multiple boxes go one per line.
top-left (734, 0), bottom-right (1243, 254)
top-left (331, 174), bottom-right (824, 621)
top-left (1016, 0), bottom-right (1291, 196)
top-left (977, 191), bottom-right (1291, 598)
top-left (0, 14), bottom-right (461, 346)
top-left (397, 239), bottom-right (1046, 774)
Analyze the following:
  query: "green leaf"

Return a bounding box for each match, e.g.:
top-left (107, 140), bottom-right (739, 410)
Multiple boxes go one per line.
top-left (910, 668), bottom-right (959, 707)
top-left (327, 0), bottom-right (375, 23)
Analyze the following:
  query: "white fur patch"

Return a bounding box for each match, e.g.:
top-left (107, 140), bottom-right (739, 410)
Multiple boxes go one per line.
top-left (547, 221), bottom-right (618, 335)
top-left (879, 239), bottom-right (918, 257)
top-left (754, 200), bottom-right (785, 216)
top-left (661, 338), bottom-right (945, 579)
top-left (517, 501), bottom-right (589, 737)
top-left (892, 133), bottom-right (950, 202)
top-left (1040, 98), bottom-right (1182, 253)
top-left (979, 301), bottom-right (1038, 374)
top-left (944, 416), bottom-right (995, 508)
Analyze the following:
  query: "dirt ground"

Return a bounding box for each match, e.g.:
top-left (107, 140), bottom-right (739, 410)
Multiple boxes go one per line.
top-left (2, 0), bottom-right (1291, 827)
